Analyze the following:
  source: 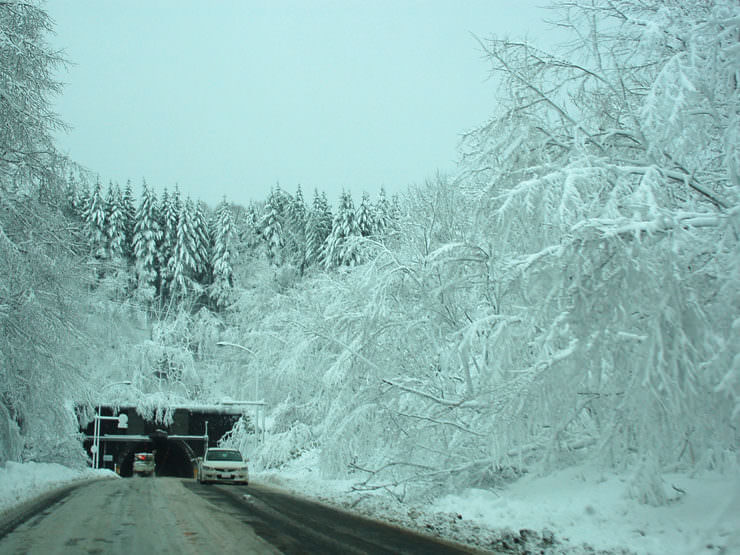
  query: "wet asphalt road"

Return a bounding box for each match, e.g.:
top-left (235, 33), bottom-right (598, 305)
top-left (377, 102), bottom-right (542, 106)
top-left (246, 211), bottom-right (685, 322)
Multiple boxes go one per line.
top-left (0, 477), bottom-right (483, 554)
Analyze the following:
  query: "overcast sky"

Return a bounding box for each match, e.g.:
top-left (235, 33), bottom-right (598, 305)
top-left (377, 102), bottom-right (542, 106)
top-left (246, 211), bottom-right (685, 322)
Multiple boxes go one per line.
top-left (48, 1), bottom-right (553, 207)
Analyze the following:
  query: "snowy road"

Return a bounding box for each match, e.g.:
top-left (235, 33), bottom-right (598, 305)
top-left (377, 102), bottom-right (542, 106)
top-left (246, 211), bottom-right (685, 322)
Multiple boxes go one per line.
top-left (0, 477), bottom-right (479, 554)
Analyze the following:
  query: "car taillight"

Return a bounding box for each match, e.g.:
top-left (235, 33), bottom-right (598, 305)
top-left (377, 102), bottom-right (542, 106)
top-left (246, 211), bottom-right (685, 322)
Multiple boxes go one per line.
top-left (136, 455), bottom-right (146, 460)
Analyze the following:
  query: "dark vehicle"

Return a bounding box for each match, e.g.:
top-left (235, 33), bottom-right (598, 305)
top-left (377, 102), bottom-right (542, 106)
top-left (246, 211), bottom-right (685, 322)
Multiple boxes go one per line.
top-left (133, 452), bottom-right (155, 477)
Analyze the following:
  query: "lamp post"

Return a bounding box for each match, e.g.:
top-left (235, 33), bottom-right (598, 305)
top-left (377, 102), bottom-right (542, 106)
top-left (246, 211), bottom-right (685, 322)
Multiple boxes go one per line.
top-left (215, 341), bottom-right (263, 441)
top-left (92, 380), bottom-right (132, 469)
top-left (216, 341), bottom-right (257, 402)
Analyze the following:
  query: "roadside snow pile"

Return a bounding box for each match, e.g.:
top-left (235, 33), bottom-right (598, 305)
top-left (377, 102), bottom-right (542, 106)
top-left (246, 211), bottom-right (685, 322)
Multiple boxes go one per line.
top-left (0, 461), bottom-right (112, 514)
top-left (257, 452), bottom-right (740, 554)
top-left (431, 466), bottom-right (740, 555)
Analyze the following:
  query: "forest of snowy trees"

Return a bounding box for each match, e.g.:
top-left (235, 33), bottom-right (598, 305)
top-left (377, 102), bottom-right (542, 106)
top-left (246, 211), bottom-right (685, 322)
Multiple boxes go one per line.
top-left (1, 0), bottom-right (738, 507)
top-left (61, 176), bottom-right (398, 309)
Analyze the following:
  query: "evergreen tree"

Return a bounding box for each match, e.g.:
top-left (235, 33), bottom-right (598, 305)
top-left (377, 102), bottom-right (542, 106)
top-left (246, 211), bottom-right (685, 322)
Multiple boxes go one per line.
top-left (319, 191), bottom-right (334, 233)
top-left (192, 201), bottom-right (212, 284)
top-left (305, 189), bottom-right (333, 267)
top-left (356, 191), bottom-right (375, 237)
top-left (63, 170), bottom-right (78, 218)
top-left (260, 187), bottom-right (285, 262)
top-left (390, 193), bottom-right (403, 222)
top-left (132, 181), bottom-right (161, 301)
top-left (271, 184), bottom-right (289, 216)
top-left (121, 179), bottom-right (137, 259)
top-left (83, 178), bottom-right (107, 258)
top-left (319, 192), bottom-right (333, 233)
top-left (209, 198), bottom-right (235, 308)
top-left (168, 197), bottom-right (200, 298)
top-left (76, 177), bottom-right (90, 221)
top-left (105, 182), bottom-right (126, 259)
top-left (323, 190), bottom-right (360, 267)
top-left (374, 186), bottom-right (392, 236)
top-left (235, 201), bottom-right (262, 252)
top-left (158, 187), bottom-right (179, 296)
top-left (289, 185), bottom-right (306, 231)
top-left (286, 185), bottom-right (307, 270)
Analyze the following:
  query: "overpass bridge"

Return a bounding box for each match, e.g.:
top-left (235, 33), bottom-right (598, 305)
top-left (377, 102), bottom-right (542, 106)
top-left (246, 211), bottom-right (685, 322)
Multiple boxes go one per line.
top-left (79, 403), bottom-right (263, 477)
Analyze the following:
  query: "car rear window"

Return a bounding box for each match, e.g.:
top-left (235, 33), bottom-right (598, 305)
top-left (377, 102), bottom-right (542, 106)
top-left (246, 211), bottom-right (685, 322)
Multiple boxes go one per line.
top-left (205, 450), bottom-right (242, 461)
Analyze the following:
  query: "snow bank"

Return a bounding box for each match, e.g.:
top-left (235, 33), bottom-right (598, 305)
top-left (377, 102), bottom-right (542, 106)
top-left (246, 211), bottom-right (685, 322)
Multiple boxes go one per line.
top-left (0, 462), bottom-right (113, 514)
top-left (256, 452), bottom-right (740, 554)
top-left (431, 466), bottom-right (740, 554)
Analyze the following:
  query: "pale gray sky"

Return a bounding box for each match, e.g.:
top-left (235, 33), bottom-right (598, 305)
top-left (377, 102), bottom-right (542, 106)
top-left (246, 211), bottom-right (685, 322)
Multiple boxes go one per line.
top-left (48, 1), bottom-right (552, 207)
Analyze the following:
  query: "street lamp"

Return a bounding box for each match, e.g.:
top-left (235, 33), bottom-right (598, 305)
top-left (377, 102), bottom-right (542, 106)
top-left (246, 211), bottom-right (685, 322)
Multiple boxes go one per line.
top-left (215, 341), bottom-right (264, 441)
top-left (92, 380), bottom-right (132, 469)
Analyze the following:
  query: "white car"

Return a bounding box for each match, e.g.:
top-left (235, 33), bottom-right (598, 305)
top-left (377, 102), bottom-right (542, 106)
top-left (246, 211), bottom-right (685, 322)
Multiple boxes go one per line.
top-left (198, 448), bottom-right (248, 485)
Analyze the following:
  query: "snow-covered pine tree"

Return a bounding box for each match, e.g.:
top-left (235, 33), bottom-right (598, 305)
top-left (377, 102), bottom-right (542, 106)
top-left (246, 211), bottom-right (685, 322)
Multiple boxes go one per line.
top-left (236, 201), bottom-right (262, 252)
top-left (63, 170), bottom-right (78, 218)
top-left (75, 177), bottom-right (90, 221)
top-left (121, 179), bottom-right (137, 259)
top-left (323, 190), bottom-right (360, 267)
top-left (319, 192), bottom-right (333, 236)
top-left (132, 180), bottom-right (161, 301)
top-left (305, 189), bottom-right (332, 267)
top-left (83, 178), bottom-right (107, 258)
top-left (260, 187), bottom-right (285, 262)
top-left (209, 198), bottom-right (235, 308)
top-left (105, 182), bottom-right (126, 259)
top-left (285, 185), bottom-right (307, 271)
top-left (373, 186), bottom-right (392, 236)
top-left (390, 193), bottom-right (403, 223)
top-left (289, 185), bottom-right (307, 229)
top-left (167, 197), bottom-right (200, 299)
top-left (157, 187), bottom-right (179, 297)
top-left (192, 200), bottom-right (212, 285)
top-left (356, 191), bottom-right (375, 237)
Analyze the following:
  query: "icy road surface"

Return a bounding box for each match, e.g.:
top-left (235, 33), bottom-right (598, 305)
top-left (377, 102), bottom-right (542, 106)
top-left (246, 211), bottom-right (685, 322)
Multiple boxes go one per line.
top-left (0, 476), bottom-right (479, 554)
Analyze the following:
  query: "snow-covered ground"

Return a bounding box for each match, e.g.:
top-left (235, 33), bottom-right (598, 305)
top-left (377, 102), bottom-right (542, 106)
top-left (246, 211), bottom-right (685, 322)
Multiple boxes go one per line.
top-left (258, 452), bottom-right (740, 555)
top-left (0, 462), bottom-right (113, 515)
top-left (1, 457), bottom-right (738, 554)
